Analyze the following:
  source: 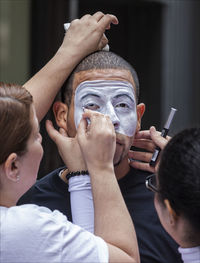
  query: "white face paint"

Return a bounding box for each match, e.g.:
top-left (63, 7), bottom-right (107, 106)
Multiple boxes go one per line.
top-left (74, 80), bottom-right (137, 137)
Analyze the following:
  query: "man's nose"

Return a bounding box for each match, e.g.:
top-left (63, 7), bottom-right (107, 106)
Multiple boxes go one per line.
top-left (106, 103), bottom-right (120, 130)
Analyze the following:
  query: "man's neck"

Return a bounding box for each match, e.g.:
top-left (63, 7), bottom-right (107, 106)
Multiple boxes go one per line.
top-left (114, 156), bottom-right (130, 180)
top-left (60, 157), bottom-right (130, 182)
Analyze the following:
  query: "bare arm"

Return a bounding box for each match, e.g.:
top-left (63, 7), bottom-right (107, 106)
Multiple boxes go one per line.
top-left (78, 110), bottom-right (140, 263)
top-left (24, 12), bottom-right (118, 122)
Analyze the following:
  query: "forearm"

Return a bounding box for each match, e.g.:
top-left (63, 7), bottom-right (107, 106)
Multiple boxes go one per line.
top-left (24, 13), bottom-right (118, 122)
top-left (24, 49), bottom-right (80, 122)
top-left (90, 165), bottom-right (140, 262)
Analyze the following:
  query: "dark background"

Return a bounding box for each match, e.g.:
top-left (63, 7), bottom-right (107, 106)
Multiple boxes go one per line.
top-left (28, 0), bottom-right (200, 178)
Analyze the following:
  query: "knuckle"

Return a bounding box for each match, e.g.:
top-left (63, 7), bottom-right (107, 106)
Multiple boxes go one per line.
top-left (70, 19), bottom-right (79, 27)
top-left (96, 11), bottom-right (104, 16)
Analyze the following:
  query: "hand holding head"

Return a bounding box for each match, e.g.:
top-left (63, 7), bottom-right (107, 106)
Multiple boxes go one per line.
top-left (149, 126), bottom-right (169, 150)
top-left (60, 11), bottom-right (118, 60)
top-left (129, 126), bottom-right (171, 173)
top-left (45, 120), bottom-right (86, 171)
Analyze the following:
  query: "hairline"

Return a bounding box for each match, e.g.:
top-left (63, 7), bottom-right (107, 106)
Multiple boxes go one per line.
top-left (64, 68), bottom-right (139, 109)
top-left (62, 51), bottom-right (140, 107)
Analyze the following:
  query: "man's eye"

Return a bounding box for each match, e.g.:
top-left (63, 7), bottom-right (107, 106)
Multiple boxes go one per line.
top-left (116, 103), bottom-right (129, 108)
top-left (85, 103), bottom-right (99, 110)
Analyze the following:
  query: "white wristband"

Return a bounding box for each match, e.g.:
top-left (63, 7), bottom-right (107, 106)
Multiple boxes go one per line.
top-left (68, 175), bottom-right (94, 233)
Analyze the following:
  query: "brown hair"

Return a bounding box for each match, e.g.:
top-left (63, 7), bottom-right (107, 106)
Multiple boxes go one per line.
top-left (0, 82), bottom-right (33, 164)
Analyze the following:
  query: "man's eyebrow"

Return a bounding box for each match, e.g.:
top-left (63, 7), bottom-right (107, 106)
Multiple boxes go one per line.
top-left (81, 93), bottom-right (101, 100)
top-left (114, 94), bottom-right (135, 103)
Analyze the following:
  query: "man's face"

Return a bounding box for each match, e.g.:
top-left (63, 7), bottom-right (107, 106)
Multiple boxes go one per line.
top-left (58, 69), bottom-right (144, 166)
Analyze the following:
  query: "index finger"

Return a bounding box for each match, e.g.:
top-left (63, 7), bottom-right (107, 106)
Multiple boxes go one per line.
top-left (135, 129), bottom-right (170, 141)
top-left (97, 14), bottom-right (118, 31)
top-left (92, 11), bottom-right (105, 21)
top-left (134, 130), bottom-right (152, 140)
top-left (150, 126), bottom-right (168, 150)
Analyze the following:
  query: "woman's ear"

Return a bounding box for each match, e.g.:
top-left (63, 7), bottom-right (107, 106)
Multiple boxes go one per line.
top-left (4, 153), bottom-right (20, 182)
top-left (136, 103), bottom-right (145, 132)
top-left (164, 199), bottom-right (178, 225)
top-left (53, 101), bottom-right (68, 131)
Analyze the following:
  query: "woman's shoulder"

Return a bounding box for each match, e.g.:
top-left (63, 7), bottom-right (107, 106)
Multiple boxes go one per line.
top-left (1, 204), bottom-right (68, 230)
top-left (1, 204), bottom-right (51, 216)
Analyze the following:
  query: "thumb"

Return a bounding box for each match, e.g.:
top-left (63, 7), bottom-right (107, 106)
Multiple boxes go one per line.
top-left (46, 120), bottom-right (65, 145)
top-left (150, 126), bottom-right (168, 150)
top-left (59, 127), bottom-right (68, 137)
top-left (98, 33), bottom-right (108, 50)
top-left (46, 120), bottom-right (76, 153)
top-left (77, 116), bottom-right (87, 134)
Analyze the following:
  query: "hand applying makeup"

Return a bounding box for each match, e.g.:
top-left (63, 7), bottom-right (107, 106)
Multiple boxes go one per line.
top-left (77, 109), bottom-right (116, 172)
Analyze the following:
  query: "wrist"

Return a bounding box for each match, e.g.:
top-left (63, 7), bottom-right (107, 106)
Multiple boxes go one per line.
top-left (66, 170), bottom-right (89, 181)
top-left (56, 44), bottom-right (84, 67)
top-left (88, 164), bottom-right (115, 178)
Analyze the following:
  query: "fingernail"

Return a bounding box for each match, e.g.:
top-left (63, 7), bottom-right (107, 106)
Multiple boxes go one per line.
top-left (128, 158), bottom-right (136, 162)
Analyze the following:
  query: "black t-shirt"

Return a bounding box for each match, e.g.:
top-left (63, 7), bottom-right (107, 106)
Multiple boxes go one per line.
top-left (18, 167), bottom-right (72, 221)
top-left (18, 167), bottom-right (182, 263)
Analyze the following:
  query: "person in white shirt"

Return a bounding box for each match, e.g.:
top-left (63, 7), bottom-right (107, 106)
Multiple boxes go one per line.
top-left (0, 81), bottom-right (139, 263)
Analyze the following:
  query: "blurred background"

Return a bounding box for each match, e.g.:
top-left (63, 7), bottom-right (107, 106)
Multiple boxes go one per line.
top-left (1, 0), bottom-right (200, 178)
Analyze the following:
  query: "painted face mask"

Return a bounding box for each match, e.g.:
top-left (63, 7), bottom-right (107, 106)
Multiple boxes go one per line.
top-left (74, 80), bottom-right (137, 137)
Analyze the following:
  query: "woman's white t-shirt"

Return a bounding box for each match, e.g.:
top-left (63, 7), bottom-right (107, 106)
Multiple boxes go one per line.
top-left (0, 204), bottom-right (108, 263)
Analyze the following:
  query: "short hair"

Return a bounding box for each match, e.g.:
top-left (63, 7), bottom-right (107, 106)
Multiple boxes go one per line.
top-left (61, 51), bottom-right (140, 107)
top-left (0, 82), bottom-right (33, 164)
top-left (158, 127), bottom-right (200, 234)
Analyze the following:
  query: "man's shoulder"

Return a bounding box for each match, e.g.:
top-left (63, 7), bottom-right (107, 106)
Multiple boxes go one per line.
top-left (17, 167), bottom-right (65, 205)
top-left (35, 167), bottom-right (65, 186)
top-left (118, 167), bottom-right (151, 189)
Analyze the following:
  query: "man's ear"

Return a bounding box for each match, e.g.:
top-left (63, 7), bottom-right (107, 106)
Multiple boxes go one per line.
top-left (164, 199), bottom-right (178, 225)
top-left (53, 101), bottom-right (68, 131)
top-left (4, 153), bottom-right (20, 182)
top-left (136, 103), bottom-right (145, 132)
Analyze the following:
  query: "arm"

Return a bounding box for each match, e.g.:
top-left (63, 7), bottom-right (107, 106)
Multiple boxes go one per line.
top-left (77, 110), bottom-right (140, 263)
top-left (129, 127), bottom-right (170, 172)
top-left (24, 12), bottom-right (118, 122)
top-left (46, 111), bottom-right (140, 263)
top-left (45, 123), bottom-right (94, 233)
